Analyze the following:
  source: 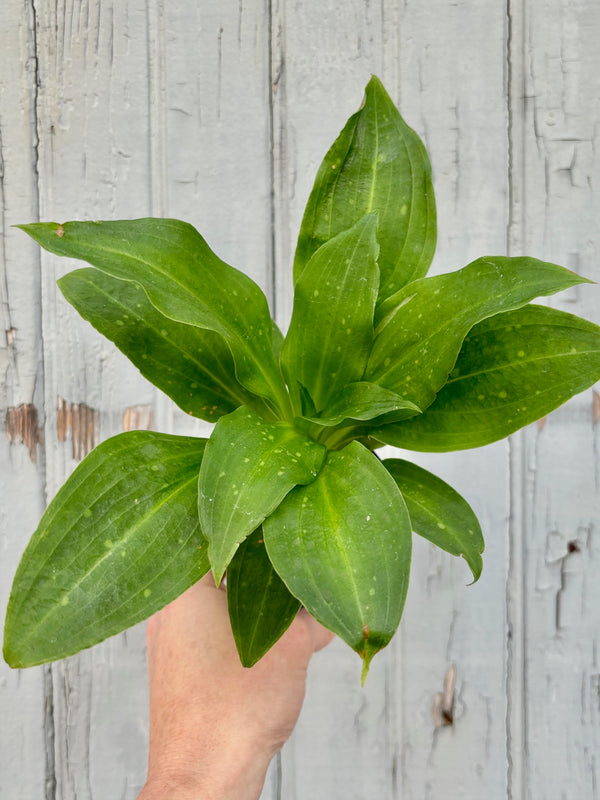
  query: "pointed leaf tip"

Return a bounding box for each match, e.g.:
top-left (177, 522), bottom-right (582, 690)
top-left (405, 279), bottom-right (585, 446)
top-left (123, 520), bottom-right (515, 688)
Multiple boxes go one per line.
top-left (358, 630), bottom-right (388, 686)
top-left (227, 527), bottom-right (301, 667)
top-left (263, 442), bottom-right (411, 673)
top-left (293, 78), bottom-right (436, 295)
top-left (366, 74), bottom-right (385, 93)
top-left (360, 651), bottom-right (374, 687)
top-left (375, 304), bottom-right (600, 452)
top-left (19, 218), bottom-right (290, 415)
top-left (383, 459), bottom-right (484, 583)
top-left (368, 255), bottom-right (590, 414)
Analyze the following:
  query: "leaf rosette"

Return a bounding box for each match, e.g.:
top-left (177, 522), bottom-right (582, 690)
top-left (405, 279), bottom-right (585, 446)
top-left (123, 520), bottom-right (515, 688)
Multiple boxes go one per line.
top-left (5, 76), bottom-right (600, 681)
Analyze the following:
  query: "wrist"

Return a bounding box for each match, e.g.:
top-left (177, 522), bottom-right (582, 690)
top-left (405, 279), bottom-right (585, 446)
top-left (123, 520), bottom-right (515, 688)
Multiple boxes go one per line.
top-left (141, 747), bottom-right (272, 800)
top-left (138, 773), bottom-right (203, 800)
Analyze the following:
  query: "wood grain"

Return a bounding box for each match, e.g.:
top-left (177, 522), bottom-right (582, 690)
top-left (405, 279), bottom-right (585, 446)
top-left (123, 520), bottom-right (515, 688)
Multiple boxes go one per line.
top-left (1, 4), bottom-right (48, 798)
top-left (510, 2), bottom-right (600, 797)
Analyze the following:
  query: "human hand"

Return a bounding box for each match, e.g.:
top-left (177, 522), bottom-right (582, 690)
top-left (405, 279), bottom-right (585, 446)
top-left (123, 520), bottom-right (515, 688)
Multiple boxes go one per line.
top-left (137, 574), bottom-right (334, 800)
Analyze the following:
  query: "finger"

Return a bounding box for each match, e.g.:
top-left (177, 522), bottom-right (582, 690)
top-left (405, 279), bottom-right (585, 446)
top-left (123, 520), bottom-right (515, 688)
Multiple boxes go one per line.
top-left (197, 570), bottom-right (226, 591)
top-left (298, 609), bottom-right (335, 652)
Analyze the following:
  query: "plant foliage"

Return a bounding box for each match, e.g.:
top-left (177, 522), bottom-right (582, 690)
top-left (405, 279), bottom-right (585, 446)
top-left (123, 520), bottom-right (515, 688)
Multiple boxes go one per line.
top-left (5, 76), bottom-right (600, 681)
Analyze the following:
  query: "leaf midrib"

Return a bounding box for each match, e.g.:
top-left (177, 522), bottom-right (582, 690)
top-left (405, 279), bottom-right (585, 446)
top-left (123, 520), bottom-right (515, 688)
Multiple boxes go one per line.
top-left (309, 232), bottom-right (374, 407)
top-left (11, 446), bottom-right (204, 610)
top-left (69, 228), bottom-right (285, 406)
top-left (73, 272), bottom-right (251, 408)
top-left (444, 346), bottom-right (600, 385)
top-left (13, 473), bottom-right (200, 649)
top-left (370, 272), bottom-right (582, 386)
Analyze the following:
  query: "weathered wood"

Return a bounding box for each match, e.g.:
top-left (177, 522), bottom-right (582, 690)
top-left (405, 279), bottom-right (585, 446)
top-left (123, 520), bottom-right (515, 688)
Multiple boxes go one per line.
top-left (1, 1), bottom-right (599, 798)
top-left (31, 3), bottom-right (157, 798)
top-left (510, 2), bottom-right (600, 797)
top-left (1, 4), bottom-right (48, 798)
top-left (381, 5), bottom-right (513, 798)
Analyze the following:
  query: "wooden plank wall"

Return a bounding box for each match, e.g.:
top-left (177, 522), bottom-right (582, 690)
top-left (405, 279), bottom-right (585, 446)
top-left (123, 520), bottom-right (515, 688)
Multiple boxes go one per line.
top-left (1, 2), bottom-right (598, 798)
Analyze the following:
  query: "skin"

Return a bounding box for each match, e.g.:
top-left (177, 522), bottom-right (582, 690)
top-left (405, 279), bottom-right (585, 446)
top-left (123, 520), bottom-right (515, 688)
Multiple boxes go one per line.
top-left (137, 574), bottom-right (334, 800)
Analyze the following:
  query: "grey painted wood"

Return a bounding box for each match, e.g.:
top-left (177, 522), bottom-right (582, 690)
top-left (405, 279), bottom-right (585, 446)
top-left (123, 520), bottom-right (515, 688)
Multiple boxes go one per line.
top-left (509, 3), bottom-right (600, 798)
top-left (1, 2), bottom-right (598, 798)
top-left (1, 5), bottom-right (50, 799)
top-left (31, 4), bottom-right (159, 798)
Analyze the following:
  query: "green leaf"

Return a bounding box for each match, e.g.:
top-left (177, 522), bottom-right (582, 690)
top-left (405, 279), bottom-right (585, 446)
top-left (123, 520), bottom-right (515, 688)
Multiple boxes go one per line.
top-left (3, 432), bottom-right (209, 668)
top-left (372, 304), bottom-right (600, 451)
top-left (303, 381), bottom-right (420, 426)
top-left (227, 527), bottom-right (301, 667)
top-left (263, 441), bottom-right (412, 682)
top-left (271, 320), bottom-right (284, 361)
top-left (59, 268), bottom-right (270, 422)
top-left (282, 214), bottom-right (380, 413)
top-left (383, 459), bottom-right (484, 582)
top-left (366, 256), bottom-right (589, 411)
top-left (198, 406), bottom-right (326, 582)
top-left (294, 75), bottom-right (436, 300)
top-left (19, 219), bottom-right (291, 417)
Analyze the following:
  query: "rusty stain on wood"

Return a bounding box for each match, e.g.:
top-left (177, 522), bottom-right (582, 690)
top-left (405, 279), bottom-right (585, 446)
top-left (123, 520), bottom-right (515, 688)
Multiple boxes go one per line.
top-left (57, 397), bottom-right (99, 460)
top-left (592, 390), bottom-right (600, 425)
top-left (431, 664), bottom-right (456, 728)
top-left (5, 403), bottom-right (43, 462)
top-left (122, 405), bottom-right (154, 432)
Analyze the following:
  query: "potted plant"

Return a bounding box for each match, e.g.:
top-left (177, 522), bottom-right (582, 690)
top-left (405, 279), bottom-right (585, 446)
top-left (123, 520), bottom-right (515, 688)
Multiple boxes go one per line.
top-left (4, 76), bottom-right (600, 683)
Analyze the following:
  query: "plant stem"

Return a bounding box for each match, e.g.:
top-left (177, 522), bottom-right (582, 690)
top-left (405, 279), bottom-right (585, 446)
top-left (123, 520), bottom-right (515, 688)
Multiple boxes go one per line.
top-left (317, 424), bottom-right (358, 450)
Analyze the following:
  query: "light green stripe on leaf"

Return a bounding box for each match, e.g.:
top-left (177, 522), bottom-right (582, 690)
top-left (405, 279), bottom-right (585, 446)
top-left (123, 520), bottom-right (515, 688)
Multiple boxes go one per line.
top-left (59, 267), bottom-right (269, 421)
top-left (227, 527), bottom-right (301, 667)
top-left (4, 431), bottom-right (209, 668)
top-left (282, 214), bottom-right (380, 413)
top-left (383, 459), bottom-right (484, 582)
top-left (198, 406), bottom-right (326, 582)
top-left (294, 75), bottom-right (436, 300)
top-left (20, 219), bottom-right (290, 416)
top-left (366, 256), bottom-right (589, 412)
top-left (263, 441), bottom-right (412, 682)
top-left (372, 305), bottom-right (600, 451)
top-left (302, 381), bottom-right (420, 427)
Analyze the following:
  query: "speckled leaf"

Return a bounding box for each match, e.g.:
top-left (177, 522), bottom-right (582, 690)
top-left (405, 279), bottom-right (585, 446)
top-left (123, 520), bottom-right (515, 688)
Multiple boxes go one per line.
top-left (366, 256), bottom-right (589, 412)
top-left (372, 305), bottom-right (600, 451)
top-left (198, 406), bottom-right (326, 582)
top-left (282, 214), bottom-right (379, 413)
top-left (3, 432), bottom-right (209, 668)
top-left (271, 320), bottom-right (284, 360)
top-left (19, 219), bottom-right (291, 416)
top-left (294, 75), bottom-right (436, 300)
top-left (59, 268), bottom-right (269, 421)
top-left (227, 527), bottom-right (301, 667)
top-left (303, 381), bottom-right (420, 427)
top-left (263, 441), bottom-right (412, 683)
top-left (383, 459), bottom-right (484, 582)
